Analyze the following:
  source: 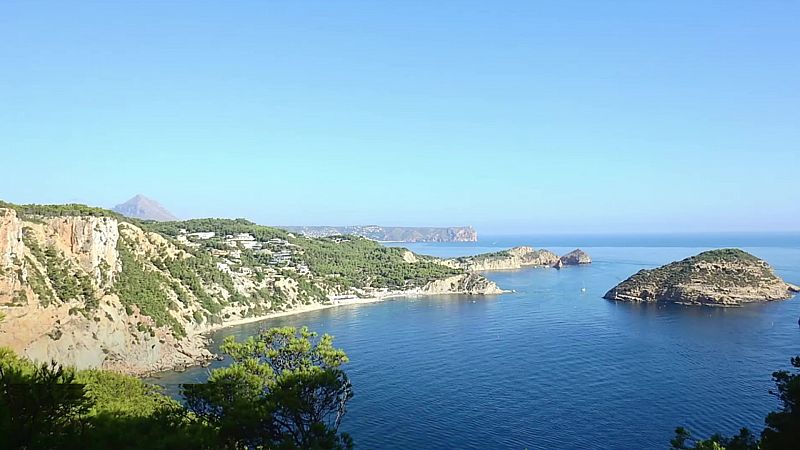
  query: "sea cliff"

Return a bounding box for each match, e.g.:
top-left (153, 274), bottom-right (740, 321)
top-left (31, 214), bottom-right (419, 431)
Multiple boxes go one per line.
top-left (442, 246), bottom-right (591, 271)
top-left (603, 248), bottom-right (799, 306)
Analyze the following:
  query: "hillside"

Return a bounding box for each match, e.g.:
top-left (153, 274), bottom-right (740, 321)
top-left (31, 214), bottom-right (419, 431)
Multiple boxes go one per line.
top-left (281, 225), bottom-right (478, 242)
top-left (0, 202), bottom-right (500, 375)
top-left (113, 195), bottom-right (177, 221)
top-left (603, 249), bottom-right (799, 306)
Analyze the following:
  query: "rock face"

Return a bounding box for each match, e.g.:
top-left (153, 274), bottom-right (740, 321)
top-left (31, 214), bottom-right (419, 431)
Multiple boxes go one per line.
top-left (281, 225), bottom-right (478, 242)
top-left (113, 194), bottom-right (177, 221)
top-left (443, 246), bottom-right (561, 271)
top-left (604, 249), bottom-right (799, 306)
top-left (558, 249), bottom-right (592, 266)
top-left (0, 209), bottom-right (211, 374)
top-left (421, 273), bottom-right (505, 295)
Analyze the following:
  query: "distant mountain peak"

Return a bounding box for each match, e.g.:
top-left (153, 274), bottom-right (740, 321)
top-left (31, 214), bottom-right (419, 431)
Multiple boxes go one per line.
top-left (113, 194), bottom-right (177, 222)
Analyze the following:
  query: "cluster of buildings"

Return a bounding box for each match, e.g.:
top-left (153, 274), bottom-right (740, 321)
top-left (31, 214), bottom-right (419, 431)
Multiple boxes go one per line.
top-left (175, 229), bottom-right (309, 274)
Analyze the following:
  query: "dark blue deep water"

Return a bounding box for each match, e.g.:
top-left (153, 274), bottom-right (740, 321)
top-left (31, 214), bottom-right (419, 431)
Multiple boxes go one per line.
top-left (152, 234), bottom-right (800, 449)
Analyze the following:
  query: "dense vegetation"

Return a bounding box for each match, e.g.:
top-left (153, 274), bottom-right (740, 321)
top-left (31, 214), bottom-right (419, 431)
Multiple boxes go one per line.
top-left (299, 236), bottom-right (461, 288)
top-left (114, 238), bottom-right (186, 337)
top-left (142, 218), bottom-right (290, 241)
top-left (671, 356), bottom-right (800, 450)
top-left (615, 248), bottom-right (776, 296)
top-left (0, 327), bottom-right (353, 450)
top-left (451, 248), bottom-right (511, 263)
top-left (0, 201), bottom-right (127, 222)
top-left (142, 217), bottom-right (463, 290)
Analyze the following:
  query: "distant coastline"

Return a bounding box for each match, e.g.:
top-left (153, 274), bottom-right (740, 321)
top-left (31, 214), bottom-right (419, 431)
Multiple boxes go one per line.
top-left (280, 225), bottom-right (478, 242)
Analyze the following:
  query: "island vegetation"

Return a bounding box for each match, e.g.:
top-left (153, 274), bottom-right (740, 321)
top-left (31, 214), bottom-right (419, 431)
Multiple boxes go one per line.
top-left (605, 249), bottom-right (799, 306)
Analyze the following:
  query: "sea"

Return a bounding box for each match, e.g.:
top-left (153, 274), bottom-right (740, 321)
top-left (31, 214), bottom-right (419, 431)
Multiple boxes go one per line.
top-left (150, 233), bottom-right (800, 449)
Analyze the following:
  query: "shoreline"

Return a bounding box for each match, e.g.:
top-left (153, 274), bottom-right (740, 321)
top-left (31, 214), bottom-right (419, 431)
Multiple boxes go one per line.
top-left (204, 294), bottom-right (398, 332)
top-left (203, 288), bottom-right (483, 334)
top-left (152, 288), bottom-right (506, 377)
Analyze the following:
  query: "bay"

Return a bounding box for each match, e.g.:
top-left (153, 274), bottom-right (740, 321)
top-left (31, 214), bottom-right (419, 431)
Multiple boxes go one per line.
top-left (151, 234), bottom-right (800, 449)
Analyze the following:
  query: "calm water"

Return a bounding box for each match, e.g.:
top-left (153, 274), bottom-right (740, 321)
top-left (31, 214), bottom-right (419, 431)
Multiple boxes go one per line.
top-left (152, 234), bottom-right (800, 449)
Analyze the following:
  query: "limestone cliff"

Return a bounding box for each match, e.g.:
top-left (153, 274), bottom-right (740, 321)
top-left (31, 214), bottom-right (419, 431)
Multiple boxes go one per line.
top-left (0, 209), bottom-right (213, 374)
top-left (420, 273), bottom-right (505, 295)
top-left (603, 249), bottom-right (799, 306)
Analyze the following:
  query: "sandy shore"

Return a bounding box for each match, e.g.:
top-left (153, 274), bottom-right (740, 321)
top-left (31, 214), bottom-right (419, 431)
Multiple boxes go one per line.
top-left (204, 292), bottom-right (415, 334)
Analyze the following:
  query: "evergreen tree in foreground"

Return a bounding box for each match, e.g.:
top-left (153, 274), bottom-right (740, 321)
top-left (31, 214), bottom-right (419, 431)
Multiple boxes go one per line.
top-left (0, 327), bottom-right (353, 450)
top-left (671, 356), bottom-right (800, 450)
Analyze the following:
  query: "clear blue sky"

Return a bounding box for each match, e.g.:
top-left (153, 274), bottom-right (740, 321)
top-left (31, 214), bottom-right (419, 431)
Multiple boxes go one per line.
top-left (1, 1), bottom-right (798, 234)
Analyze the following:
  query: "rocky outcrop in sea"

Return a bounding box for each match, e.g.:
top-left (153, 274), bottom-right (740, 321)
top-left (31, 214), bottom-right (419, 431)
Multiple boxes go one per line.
top-left (558, 249), bottom-right (592, 266)
top-left (603, 248), bottom-right (799, 306)
top-left (421, 273), bottom-right (505, 295)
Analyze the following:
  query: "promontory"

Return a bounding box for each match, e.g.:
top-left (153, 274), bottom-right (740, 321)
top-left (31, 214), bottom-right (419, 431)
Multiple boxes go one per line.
top-left (0, 201), bottom-right (500, 375)
top-left (603, 248), bottom-right (799, 306)
top-left (442, 246), bottom-right (591, 271)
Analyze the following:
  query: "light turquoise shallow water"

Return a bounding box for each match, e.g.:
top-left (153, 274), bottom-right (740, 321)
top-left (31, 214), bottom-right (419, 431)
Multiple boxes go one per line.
top-left (151, 235), bottom-right (800, 449)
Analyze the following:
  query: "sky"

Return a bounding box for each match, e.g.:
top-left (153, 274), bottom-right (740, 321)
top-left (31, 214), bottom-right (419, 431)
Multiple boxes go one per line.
top-left (1, 1), bottom-right (798, 234)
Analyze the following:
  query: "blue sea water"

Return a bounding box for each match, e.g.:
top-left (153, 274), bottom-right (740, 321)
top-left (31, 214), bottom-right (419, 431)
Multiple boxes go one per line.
top-left (151, 234), bottom-right (800, 449)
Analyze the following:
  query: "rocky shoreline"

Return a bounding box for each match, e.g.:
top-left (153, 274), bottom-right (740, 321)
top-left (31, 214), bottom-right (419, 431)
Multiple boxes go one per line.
top-left (154, 272), bottom-right (507, 375)
top-left (0, 205), bottom-right (504, 377)
top-left (442, 246), bottom-right (592, 272)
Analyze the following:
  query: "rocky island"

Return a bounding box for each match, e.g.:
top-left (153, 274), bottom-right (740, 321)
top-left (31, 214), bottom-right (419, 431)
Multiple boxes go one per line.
top-left (442, 246), bottom-right (591, 271)
top-left (0, 202), bottom-right (500, 375)
top-left (604, 248), bottom-right (799, 306)
top-left (554, 248), bottom-right (592, 269)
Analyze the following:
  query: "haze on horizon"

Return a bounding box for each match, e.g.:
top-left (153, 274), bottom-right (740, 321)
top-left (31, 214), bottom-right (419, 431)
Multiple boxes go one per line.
top-left (1, 1), bottom-right (798, 234)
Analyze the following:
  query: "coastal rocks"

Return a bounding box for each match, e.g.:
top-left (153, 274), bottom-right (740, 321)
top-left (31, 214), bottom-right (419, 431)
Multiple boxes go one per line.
top-left (443, 246), bottom-right (559, 271)
top-left (443, 246), bottom-right (593, 272)
top-left (421, 273), bottom-right (505, 295)
top-left (604, 248), bottom-right (799, 306)
top-left (557, 249), bottom-right (592, 267)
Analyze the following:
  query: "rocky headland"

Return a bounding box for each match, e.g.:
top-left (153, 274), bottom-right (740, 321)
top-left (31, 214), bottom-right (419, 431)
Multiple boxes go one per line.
top-left (442, 246), bottom-right (591, 271)
top-left (0, 203), bottom-right (500, 375)
top-left (603, 248), bottom-right (799, 306)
